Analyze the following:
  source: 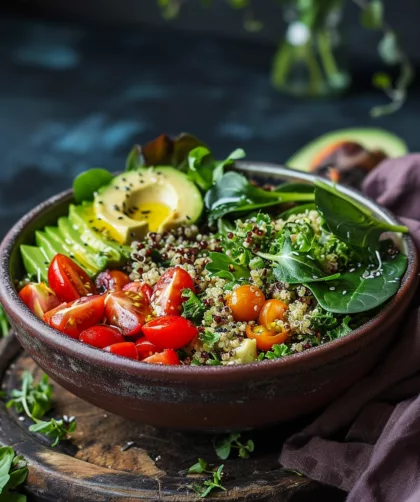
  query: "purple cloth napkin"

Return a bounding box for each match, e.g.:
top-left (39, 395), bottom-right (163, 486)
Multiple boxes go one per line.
top-left (280, 155), bottom-right (420, 502)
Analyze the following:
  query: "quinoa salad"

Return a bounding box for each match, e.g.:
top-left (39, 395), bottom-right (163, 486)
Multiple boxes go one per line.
top-left (17, 134), bottom-right (408, 367)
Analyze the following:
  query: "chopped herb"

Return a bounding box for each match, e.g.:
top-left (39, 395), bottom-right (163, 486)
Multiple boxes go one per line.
top-left (182, 289), bottom-right (206, 324)
top-left (199, 330), bottom-right (221, 349)
top-left (214, 432), bottom-right (254, 460)
top-left (258, 344), bottom-right (292, 360)
top-left (187, 460), bottom-right (226, 498)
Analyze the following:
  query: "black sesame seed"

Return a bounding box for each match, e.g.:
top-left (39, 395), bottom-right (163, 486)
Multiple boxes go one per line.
top-left (118, 216), bottom-right (124, 220)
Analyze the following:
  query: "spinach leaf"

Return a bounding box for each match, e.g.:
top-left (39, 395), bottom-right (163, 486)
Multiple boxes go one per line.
top-left (275, 182), bottom-right (314, 193)
top-left (181, 289), bottom-right (205, 324)
top-left (205, 172), bottom-right (315, 223)
top-left (328, 316), bottom-right (352, 339)
top-left (73, 168), bottom-right (114, 203)
top-left (206, 252), bottom-right (250, 281)
top-left (315, 181), bottom-right (408, 253)
top-left (307, 252), bottom-right (407, 313)
top-left (187, 147), bottom-right (245, 191)
top-left (279, 203), bottom-right (317, 220)
top-left (258, 236), bottom-right (340, 284)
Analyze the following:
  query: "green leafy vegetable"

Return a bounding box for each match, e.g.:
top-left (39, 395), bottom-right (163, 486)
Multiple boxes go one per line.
top-left (187, 147), bottom-right (245, 191)
top-left (125, 133), bottom-right (207, 171)
top-left (315, 181), bottom-right (407, 254)
top-left (307, 252), bottom-right (408, 314)
top-left (6, 372), bottom-right (77, 447)
top-left (0, 446), bottom-right (28, 502)
top-left (187, 462), bottom-right (226, 498)
top-left (205, 171), bottom-right (315, 222)
top-left (328, 316), bottom-right (352, 339)
top-left (73, 168), bottom-right (114, 204)
top-left (206, 252), bottom-right (250, 281)
top-left (258, 235), bottom-right (340, 285)
top-left (279, 203), bottom-right (317, 220)
top-left (0, 305), bottom-right (10, 338)
top-left (199, 330), bottom-right (221, 349)
top-left (214, 432), bottom-right (254, 460)
top-left (29, 418), bottom-right (76, 448)
top-left (6, 372), bottom-right (53, 421)
top-left (181, 289), bottom-right (206, 324)
top-left (258, 343), bottom-right (292, 360)
top-left (275, 183), bottom-right (314, 194)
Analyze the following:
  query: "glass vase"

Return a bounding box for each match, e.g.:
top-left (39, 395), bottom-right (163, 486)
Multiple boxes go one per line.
top-left (271, 2), bottom-right (351, 98)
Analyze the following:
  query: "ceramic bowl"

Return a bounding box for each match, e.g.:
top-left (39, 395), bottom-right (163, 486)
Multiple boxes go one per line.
top-left (0, 163), bottom-right (418, 431)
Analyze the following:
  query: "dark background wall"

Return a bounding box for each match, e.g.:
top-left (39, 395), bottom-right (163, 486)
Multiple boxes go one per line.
top-left (2, 0), bottom-right (419, 65)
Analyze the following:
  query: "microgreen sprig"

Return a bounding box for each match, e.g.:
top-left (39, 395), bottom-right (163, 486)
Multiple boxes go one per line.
top-left (187, 459), bottom-right (227, 498)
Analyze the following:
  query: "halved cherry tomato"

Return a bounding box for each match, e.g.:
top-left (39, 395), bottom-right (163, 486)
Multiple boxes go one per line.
top-left (246, 324), bottom-right (289, 351)
top-left (123, 282), bottom-right (153, 302)
top-left (104, 342), bottom-right (138, 360)
top-left (43, 295), bottom-right (105, 338)
top-left (135, 339), bottom-right (159, 360)
top-left (142, 315), bottom-right (198, 350)
top-left (95, 270), bottom-right (130, 292)
top-left (143, 349), bottom-right (180, 365)
top-left (151, 267), bottom-right (194, 316)
top-left (79, 325), bottom-right (124, 348)
top-left (48, 254), bottom-right (95, 302)
top-left (259, 299), bottom-right (288, 330)
top-left (226, 285), bottom-right (265, 322)
top-left (104, 290), bottom-right (150, 337)
top-left (19, 282), bottom-right (61, 319)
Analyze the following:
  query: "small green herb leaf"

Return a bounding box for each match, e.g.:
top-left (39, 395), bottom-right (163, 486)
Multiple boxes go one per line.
top-left (307, 253), bottom-right (407, 314)
top-left (73, 169), bottom-right (114, 204)
top-left (214, 432), bottom-right (254, 460)
top-left (206, 252), bottom-right (250, 281)
top-left (199, 330), bottom-right (221, 350)
top-left (328, 316), bottom-right (352, 339)
top-left (188, 458), bottom-right (209, 474)
top-left (29, 418), bottom-right (77, 447)
top-left (181, 289), bottom-right (206, 324)
top-left (260, 343), bottom-right (292, 360)
top-left (6, 372), bottom-right (53, 421)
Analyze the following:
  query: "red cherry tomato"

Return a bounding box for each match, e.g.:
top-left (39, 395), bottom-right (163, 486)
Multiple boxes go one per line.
top-left (19, 282), bottom-right (61, 319)
top-left (151, 267), bottom-right (194, 316)
top-left (123, 282), bottom-right (153, 302)
top-left (79, 325), bottom-right (124, 348)
top-left (143, 349), bottom-right (180, 365)
top-left (43, 295), bottom-right (105, 338)
top-left (104, 290), bottom-right (151, 337)
top-left (104, 342), bottom-right (138, 360)
top-left (135, 339), bottom-right (159, 360)
top-left (142, 315), bottom-right (198, 350)
top-left (95, 270), bottom-right (130, 292)
top-left (48, 254), bottom-right (96, 302)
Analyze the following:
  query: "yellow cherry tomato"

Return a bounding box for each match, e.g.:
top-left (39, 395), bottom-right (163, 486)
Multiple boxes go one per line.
top-left (259, 299), bottom-right (288, 330)
top-left (226, 285), bottom-right (265, 322)
top-left (246, 324), bottom-right (289, 351)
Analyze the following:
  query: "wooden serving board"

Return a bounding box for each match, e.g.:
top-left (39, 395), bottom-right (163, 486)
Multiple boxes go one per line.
top-left (0, 335), bottom-right (345, 501)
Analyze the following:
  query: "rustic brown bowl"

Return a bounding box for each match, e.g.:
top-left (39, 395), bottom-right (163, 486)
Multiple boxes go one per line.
top-left (0, 163), bottom-right (418, 431)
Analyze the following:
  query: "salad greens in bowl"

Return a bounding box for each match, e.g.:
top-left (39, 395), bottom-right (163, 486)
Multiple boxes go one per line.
top-left (0, 133), bottom-right (417, 430)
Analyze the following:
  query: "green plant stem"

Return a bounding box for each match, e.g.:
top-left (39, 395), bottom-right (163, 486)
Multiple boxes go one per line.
top-left (301, 42), bottom-right (325, 95)
top-left (317, 28), bottom-right (339, 78)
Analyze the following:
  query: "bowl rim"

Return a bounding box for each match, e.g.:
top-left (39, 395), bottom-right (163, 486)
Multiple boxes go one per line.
top-left (0, 162), bottom-right (418, 382)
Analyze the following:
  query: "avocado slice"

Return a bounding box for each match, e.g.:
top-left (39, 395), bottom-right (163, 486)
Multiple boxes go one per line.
top-left (94, 167), bottom-right (203, 244)
top-left (44, 226), bottom-right (97, 276)
top-left (68, 203), bottom-right (131, 265)
top-left (35, 230), bottom-right (65, 261)
top-left (20, 245), bottom-right (49, 282)
top-left (287, 128), bottom-right (408, 172)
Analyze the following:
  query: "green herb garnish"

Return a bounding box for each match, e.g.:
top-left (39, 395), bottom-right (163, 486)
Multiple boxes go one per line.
top-left (6, 372), bottom-right (76, 447)
top-left (182, 289), bottom-right (206, 324)
top-left (214, 432), bottom-right (254, 460)
top-left (0, 446), bottom-right (28, 501)
top-left (187, 460), bottom-right (226, 498)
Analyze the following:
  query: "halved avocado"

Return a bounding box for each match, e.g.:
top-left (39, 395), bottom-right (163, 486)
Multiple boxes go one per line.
top-left (287, 128), bottom-right (408, 172)
top-left (94, 167), bottom-right (203, 244)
